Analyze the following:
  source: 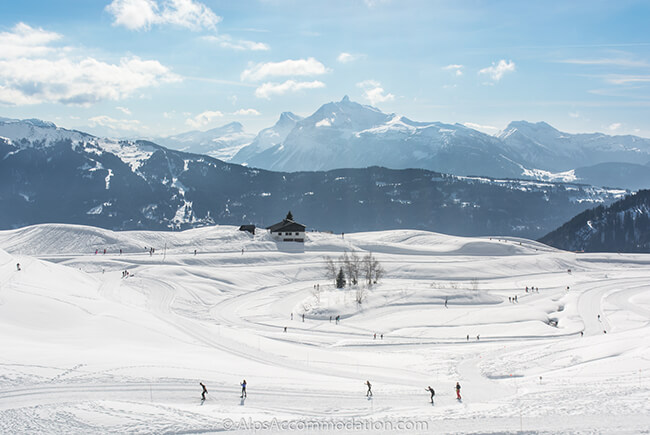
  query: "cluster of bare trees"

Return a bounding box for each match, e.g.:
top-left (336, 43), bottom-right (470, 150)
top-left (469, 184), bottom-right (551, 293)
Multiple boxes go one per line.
top-left (323, 251), bottom-right (384, 304)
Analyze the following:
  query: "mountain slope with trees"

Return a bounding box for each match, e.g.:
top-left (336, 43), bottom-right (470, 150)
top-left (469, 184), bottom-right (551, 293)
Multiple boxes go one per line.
top-left (539, 190), bottom-right (650, 252)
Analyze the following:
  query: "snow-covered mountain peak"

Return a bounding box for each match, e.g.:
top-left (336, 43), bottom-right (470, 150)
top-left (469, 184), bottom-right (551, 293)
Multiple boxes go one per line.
top-left (498, 120), bottom-right (560, 140)
top-left (277, 112), bottom-right (302, 126)
top-left (304, 97), bottom-right (391, 131)
top-left (0, 118), bottom-right (92, 147)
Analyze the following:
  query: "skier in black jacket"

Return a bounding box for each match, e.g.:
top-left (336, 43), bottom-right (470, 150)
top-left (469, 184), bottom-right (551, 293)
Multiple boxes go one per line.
top-left (425, 386), bottom-right (435, 403)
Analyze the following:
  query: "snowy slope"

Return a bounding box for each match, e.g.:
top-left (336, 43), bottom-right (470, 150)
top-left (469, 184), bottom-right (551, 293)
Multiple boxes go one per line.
top-left (1, 223), bottom-right (649, 433)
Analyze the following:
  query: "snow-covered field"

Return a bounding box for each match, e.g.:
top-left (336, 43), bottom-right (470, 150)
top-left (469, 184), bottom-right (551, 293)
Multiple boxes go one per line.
top-left (0, 224), bottom-right (649, 434)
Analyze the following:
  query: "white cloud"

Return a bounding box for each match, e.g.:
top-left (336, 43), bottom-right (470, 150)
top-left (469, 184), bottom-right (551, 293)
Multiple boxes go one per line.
top-left (105, 0), bottom-right (159, 30)
top-left (0, 23), bottom-right (62, 59)
top-left (88, 115), bottom-right (143, 131)
top-left (463, 122), bottom-right (499, 133)
top-left (233, 108), bottom-right (260, 116)
top-left (0, 55), bottom-right (180, 106)
top-left (106, 0), bottom-right (221, 31)
top-left (337, 52), bottom-right (364, 63)
top-left (569, 111), bottom-right (580, 118)
top-left (241, 58), bottom-right (329, 81)
top-left (605, 75), bottom-right (650, 85)
top-left (356, 80), bottom-right (394, 105)
top-left (357, 79), bottom-right (381, 88)
top-left (185, 110), bottom-right (224, 128)
top-left (479, 59), bottom-right (516, 81)
top-left (0, 22), bottom-right (180, 106)
top-left (228, 95), bottom-right (237, 105)
top-left (202, 35), bottom-right (269, 51)
top-left (364, 0), bottom-right (390, 7)
top-left (254, 80), bottom-right (325, 99)
top-left (608, 122), bottom-right (621, 132)
top-left (443, 64), bottom-right (463, 76)
top-left (116, 106), bottom-right (132, 115)
top-left (560, 58), bottom-right (649, 68)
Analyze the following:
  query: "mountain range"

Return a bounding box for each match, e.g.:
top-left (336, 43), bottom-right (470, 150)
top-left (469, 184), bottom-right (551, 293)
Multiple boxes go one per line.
top-left (155, 97), bottom-right (650, 190)
top-left (0, 117), bottom-right (626, 239)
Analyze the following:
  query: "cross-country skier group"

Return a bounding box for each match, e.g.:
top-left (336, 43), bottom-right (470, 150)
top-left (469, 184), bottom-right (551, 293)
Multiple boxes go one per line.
top-left (198, 379), bottom-right (462, 404)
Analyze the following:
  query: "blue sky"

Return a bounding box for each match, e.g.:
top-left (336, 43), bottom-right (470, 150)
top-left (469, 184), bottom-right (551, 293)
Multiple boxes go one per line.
top-left (1, 0), bottom-right (649, 138)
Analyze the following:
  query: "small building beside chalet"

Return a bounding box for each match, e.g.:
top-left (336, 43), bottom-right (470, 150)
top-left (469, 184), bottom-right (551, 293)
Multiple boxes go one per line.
top-left (239, 224), bottom-right (256, 235)
top-left (267, 219), bottom-right (306, 242)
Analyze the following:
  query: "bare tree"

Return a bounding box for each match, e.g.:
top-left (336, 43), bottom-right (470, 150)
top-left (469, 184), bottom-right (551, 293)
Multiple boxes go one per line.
top-left (373, 260), bottom-right (384, 284)
top-left (324, 256), bottom-right (337, 285)
top-left (362, 252), bottom-right (384, 286)
top-left (312, 284), bottom-right (321, 304)
top-left (342, 250), bottom-right (361, 286)
top-left (355, 287), bottom-right (368, 305)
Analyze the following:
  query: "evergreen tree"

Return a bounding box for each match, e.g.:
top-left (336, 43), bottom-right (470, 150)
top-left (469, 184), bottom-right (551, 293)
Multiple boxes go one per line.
top-left (336, 267), bottom-right (346, 288)
top-left (286, 211), bottom-right (294, 221)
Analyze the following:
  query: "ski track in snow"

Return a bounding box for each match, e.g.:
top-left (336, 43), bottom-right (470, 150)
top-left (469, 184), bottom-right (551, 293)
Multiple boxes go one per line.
top-left (0, 224), bottom-right (649, 434)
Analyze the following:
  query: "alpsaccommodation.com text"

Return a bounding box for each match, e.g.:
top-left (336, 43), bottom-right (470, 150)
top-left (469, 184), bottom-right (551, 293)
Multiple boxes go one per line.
top-left (222, 417), bottom-right (429, 432)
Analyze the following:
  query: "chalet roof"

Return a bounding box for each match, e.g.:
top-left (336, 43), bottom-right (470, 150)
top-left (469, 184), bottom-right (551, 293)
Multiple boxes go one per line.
top-left (267, 219), bottom-right (306, 232)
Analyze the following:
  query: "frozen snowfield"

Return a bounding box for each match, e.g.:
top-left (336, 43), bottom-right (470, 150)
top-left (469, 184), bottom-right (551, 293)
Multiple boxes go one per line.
top-left (0, 224), bottom-right (649, 434)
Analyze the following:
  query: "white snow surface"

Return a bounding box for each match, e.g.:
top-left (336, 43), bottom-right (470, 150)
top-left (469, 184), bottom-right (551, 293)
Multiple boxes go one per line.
top-left (0, 224), bottom-right (649, 434)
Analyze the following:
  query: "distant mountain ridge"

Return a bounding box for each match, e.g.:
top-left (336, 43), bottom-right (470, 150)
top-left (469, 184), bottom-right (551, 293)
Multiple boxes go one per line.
top-left (233, 97), bottom-right (526, 179)
top-left (153, 121), bottom-right (255, 161)
top-left (539, 189), bottom-right (650, 252)
top-left (226, 97), bottom-right (650, 190)
top-left (0, 118), bottom-right (626, 238)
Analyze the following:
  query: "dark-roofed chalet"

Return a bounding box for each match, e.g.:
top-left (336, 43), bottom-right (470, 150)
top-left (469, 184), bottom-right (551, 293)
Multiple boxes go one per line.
top-left (267, 219), bottom-right (306, 242)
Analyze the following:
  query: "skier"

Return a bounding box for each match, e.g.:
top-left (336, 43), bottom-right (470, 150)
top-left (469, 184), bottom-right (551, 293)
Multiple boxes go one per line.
top-left (284, 326), bottom-right (287, 332)
top-left (16, 263), bottom-right (21, 271)
top-left (240, 379), bottom-right (247, 398)
top-left (445, 297), bottom-right (448, 308)
top-left (580, 331), bottom-right (584, 337)
top-left (455, 382), bottom-right (461, 400)
top-left (365, 380), bottom-right (372, 397)
top-left (380, 334), bottom-right (383, 340)
top-left (598, 314), bottom-right (601, 321)
top-left (200, 382), bottom-right (208, 401)
top-left (466, 334), bottom-right (469, 341)
top-left (302, 313), bottom-right (305, 322)
top-left (425, 386), bottom-right (435, 403)
top-left (291, 313), bottom-right (293, 320)
top-left (373, 333), bottom-right (376, 340)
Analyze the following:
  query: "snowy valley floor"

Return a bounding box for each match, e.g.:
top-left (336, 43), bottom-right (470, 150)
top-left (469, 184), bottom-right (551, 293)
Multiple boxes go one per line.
top-left (0, 224), bottom-right (649, 434)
